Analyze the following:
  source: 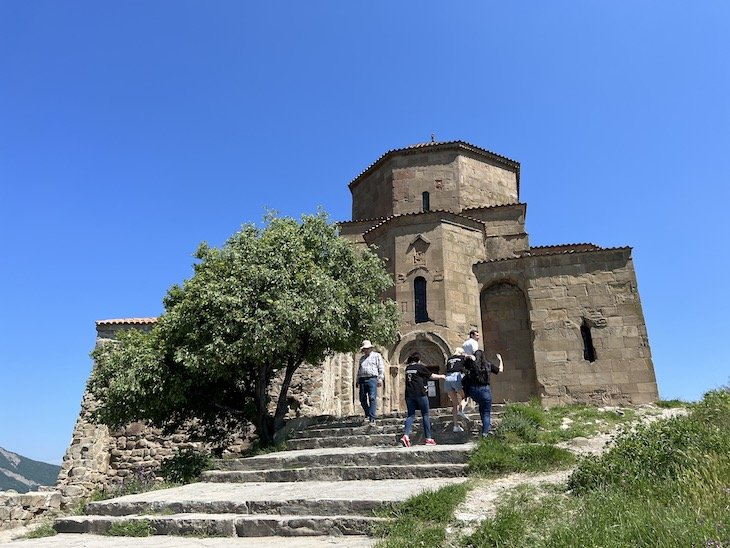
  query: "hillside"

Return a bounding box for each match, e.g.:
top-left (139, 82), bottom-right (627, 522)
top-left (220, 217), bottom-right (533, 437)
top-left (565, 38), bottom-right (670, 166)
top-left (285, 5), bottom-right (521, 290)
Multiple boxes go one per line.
top-left (0, 447), bottom-right (60, 493)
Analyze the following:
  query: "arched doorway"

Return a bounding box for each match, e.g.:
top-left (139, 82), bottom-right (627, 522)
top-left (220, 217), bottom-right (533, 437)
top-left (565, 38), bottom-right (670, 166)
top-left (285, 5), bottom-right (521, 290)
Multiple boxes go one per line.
top-left (480, 282), bottom-right (538, 402)
top-left (397, 338), bottom-right (448, 409)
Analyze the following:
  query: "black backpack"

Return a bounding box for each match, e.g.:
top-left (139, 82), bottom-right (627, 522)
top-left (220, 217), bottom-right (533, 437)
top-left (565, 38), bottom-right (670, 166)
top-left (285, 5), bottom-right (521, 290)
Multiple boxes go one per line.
top-left (466, 351), bottom-right (491, 386)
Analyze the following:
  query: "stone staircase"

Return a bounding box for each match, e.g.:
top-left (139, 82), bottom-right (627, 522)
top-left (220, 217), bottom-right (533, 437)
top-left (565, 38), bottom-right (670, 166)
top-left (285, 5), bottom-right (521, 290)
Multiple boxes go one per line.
top-left (54, 406), bottom-right (502, 539)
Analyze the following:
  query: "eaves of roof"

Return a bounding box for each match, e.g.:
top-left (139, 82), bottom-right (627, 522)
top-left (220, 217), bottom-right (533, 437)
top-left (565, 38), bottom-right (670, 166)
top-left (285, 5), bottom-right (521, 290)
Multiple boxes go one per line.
top-left (96, 318), bottom-right (158, 326)
top-left (474, 245), bottom-right (631, 265)
top-left (363, 209), bottom-right (486, 240)
top-left (348, 141), bottom-right (520, 191)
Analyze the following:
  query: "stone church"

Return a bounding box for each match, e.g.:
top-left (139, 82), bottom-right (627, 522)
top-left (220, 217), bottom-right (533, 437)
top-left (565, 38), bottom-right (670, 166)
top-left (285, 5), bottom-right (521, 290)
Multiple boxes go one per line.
top-left (56, 140), bottom-right (658, 503)
top-left (334, 140), bottom-right (658, 412)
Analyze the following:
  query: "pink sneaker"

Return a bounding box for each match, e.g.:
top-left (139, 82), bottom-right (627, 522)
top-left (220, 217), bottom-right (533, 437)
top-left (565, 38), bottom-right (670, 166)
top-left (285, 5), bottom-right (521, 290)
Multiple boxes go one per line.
top-left (400, 435), bottom-right (411, 448)
top-left (425, 438), bottom-right (437, 446)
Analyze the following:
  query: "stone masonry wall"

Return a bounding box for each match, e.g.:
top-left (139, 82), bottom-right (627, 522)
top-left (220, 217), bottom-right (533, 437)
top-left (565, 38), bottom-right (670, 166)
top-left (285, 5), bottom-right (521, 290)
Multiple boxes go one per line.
top-left (473, 248), bottom-right (658, 406)
top-left (0, 490), bottom-right (61, 531)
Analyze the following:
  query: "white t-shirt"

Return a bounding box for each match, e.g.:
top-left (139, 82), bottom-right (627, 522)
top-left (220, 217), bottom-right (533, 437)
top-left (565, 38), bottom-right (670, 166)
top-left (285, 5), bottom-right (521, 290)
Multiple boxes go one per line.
top-left (463, 337), bottom-right (479, 356)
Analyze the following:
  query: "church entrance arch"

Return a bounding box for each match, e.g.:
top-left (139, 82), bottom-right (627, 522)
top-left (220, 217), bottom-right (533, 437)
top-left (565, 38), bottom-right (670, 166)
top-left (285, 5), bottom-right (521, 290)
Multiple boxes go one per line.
top-left (480, 282), bottom-right (538, 403)
top-left (393, 333), bottom-right (450, 409)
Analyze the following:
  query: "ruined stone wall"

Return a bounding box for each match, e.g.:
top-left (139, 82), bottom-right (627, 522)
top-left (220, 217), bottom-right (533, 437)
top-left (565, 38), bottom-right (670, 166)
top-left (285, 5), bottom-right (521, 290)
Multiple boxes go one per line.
top-left (0, 490), bottom-right (60, 531)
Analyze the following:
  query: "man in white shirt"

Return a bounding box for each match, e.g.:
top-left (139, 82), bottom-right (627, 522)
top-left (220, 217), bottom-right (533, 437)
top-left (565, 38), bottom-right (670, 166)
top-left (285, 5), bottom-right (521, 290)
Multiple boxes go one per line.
top-left (463, 329), bottom-right (480, 356)
top-left (355, 340), bottom-right (384, 425)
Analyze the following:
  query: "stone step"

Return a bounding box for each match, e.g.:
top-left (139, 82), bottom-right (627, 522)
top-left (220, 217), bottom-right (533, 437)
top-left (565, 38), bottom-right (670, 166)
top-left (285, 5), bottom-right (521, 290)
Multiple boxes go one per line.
top-left (216, 445), bottom-right (472, 471)
top-left (288, 424), bottom-right (404, 438)
top-left (55, 513), bottom-right (386, 537)
top-left (286, 433), bottom-right (400, 450)
top-left (77, 478), bottom-right (466, 519)
top-left (202, 463), bottom-right (468, 483)
top-left (86, 497), bottom-right (388, 518)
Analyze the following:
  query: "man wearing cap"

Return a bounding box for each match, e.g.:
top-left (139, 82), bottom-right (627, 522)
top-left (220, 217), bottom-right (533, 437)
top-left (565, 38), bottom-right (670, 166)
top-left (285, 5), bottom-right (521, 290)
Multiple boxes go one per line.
top-left (356, 340), bottom-right (384, 425)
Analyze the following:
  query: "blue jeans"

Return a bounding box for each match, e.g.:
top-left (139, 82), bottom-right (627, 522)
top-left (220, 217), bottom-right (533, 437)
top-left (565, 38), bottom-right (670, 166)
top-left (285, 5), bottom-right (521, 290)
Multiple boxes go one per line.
top-left (404, 396), bottom-right (432, 439)
top-left (468, 385), bottom-right (493, 435)
top-left (358, 377), bottom-right (378, 420)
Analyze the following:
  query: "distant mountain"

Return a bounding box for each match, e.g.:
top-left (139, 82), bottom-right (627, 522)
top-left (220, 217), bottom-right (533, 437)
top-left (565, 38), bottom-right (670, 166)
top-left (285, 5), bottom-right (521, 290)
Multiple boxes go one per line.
top-left (0, 447), bottom-right (60, 493)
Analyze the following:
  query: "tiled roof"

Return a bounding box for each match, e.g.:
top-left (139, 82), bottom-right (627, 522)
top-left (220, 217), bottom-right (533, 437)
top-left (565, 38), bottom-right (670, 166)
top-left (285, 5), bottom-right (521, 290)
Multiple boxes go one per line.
top-left (475, 245), bottom-right (631, 265)
top-left (525, 243), bottom-right (600, 255)
top-left (461, 203), bottom-right (524, 212)
top-left (362, 209), bottom-right (485, 238)
top-left (96, 318), bottom-right (158, 326)
top-left (337, 216), bottom-right (388, 225)
top-left (348, 140), bottom-right (520, 189)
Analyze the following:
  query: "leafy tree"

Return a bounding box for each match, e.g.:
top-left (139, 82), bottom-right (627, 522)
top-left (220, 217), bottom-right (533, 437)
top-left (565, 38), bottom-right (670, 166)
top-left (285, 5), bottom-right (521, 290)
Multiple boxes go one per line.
top-left (89, 211), bottom-right (400, 446)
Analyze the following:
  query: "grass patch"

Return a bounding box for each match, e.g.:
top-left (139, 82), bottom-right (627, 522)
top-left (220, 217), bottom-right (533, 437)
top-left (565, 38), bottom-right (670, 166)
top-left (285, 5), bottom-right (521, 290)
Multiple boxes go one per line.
top-left (469, 437), bottom-right (575, 476)
top-left (465, 387), bottom-right (730, 547)
top-left (538, 404), bottom-right (637, 444)
top-left (107, 519), bottom-right (155, 537)
top-left (17, 522), bottom-right (57, 539)
top-left (374, 482), bottom-right (468, 547)
top-left (656, 398), bottom-right (688, 408)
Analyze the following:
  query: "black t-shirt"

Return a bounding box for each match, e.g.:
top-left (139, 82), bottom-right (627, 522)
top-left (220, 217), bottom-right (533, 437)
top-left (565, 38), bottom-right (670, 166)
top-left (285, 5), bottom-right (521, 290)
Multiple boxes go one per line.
top-left (445, 354), bottom-right (466, 375)
top-left (404, 362), bottom-right (432, 399)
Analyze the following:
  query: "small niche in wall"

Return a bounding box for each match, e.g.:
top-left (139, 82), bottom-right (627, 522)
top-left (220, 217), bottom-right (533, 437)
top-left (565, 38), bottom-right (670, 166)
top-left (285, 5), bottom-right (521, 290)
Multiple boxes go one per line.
top-left (581, 321), bottom-right (597, 362)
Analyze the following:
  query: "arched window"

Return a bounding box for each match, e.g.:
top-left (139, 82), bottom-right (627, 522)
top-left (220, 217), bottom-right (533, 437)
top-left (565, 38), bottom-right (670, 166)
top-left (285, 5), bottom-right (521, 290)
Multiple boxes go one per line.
top-left (414, 276), bottom-right (429, 323)
top-left (422, 191), bottom-right (430, 212)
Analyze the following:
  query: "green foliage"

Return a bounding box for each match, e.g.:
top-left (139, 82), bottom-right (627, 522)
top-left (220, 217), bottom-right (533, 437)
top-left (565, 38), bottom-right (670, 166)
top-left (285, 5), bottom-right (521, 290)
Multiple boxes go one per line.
top-left (568, 388), bottom-right (730, 495)
top-left (159, 448), bottom-right (212, 484)
top-left (85, 466), bottom-right (174, 505)
top-left (495, 402), bottom-right (545, 442)
top-left (88, 211), bottom-right (400, 445)
top-left (655, 398), bottom-right (688, 408)
top-left (375, 483), bottom-right (468, 547)
top-left (19, 522), bottom-right (57, 539)
top-left (106, 519), bottom-right (155, 537)
top-left (469, 437), bottom-right (575, 476)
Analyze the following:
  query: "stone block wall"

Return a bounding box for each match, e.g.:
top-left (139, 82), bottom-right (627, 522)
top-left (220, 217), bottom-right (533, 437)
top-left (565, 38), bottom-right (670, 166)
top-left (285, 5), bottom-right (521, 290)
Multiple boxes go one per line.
top-left (457, 154), bottom-right (518, 210)
top-left (473, 247), bottom-right (658, 406)
top-left (0, 490), bottom-right (60, 531)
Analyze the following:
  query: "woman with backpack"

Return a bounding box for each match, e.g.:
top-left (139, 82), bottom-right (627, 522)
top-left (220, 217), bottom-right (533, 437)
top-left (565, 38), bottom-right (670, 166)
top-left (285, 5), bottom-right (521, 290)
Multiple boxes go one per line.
top-left (464, 350), bottom-right (504, 437)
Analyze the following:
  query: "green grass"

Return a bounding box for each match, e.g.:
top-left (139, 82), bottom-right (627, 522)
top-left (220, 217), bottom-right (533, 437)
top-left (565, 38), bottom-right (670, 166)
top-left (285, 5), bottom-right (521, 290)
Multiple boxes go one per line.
top-left (106, 519), bottom-right (155, 537)
top-left (537, 404), bottom-right (638, 444)
top-left (655, 398), bottom-right (688, 408)
top-left (374, 482), bottom-right (468, 547)
top-left (463, 388), bottom-right (730, 547)
top-left (374, 395), bottom-right (715, 547)
top-left (469, 437), bottom-right (575, 476)
top-left (17, 522), bottom-right (57, 539)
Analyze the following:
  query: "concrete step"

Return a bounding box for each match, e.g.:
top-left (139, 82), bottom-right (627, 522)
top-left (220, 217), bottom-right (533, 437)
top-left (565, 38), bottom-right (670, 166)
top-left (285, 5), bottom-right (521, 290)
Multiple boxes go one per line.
top-left (215, 445), bottom-right (472, 471)
top-left (202, 463), bottom-right (468, 483)
top-left (55, 513), bottom-right (386, 537)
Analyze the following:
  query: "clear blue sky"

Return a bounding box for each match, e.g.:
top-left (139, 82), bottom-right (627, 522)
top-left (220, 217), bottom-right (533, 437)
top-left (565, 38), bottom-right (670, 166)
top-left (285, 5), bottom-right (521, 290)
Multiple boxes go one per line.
top-left (1, 2), bottom-right (728, 465)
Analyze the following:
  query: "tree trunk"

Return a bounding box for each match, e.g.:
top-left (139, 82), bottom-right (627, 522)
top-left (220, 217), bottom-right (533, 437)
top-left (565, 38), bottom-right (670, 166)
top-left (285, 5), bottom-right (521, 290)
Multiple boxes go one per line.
top-left (252, 363), bottom-right (275, 445)
top-left (273, 360), bottom-right (300, 433)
